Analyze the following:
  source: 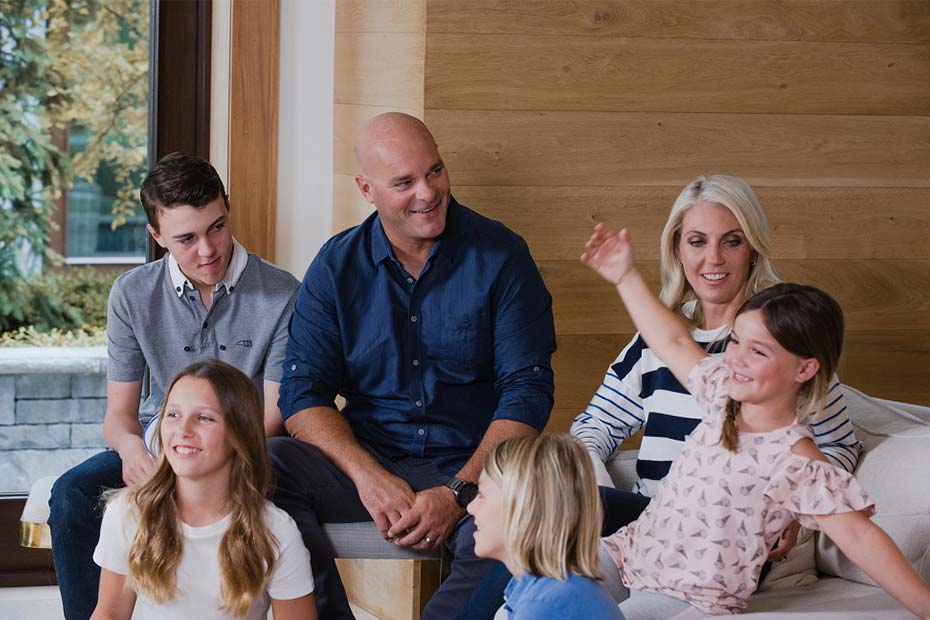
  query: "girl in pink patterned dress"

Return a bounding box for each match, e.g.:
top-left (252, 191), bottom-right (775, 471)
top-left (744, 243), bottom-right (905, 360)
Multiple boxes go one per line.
top-left (581, 224), bottom-right (930, 617)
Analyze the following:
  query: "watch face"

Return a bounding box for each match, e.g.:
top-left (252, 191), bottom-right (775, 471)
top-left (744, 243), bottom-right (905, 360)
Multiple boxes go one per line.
top-left (458, 482), bottom-right (478, 508)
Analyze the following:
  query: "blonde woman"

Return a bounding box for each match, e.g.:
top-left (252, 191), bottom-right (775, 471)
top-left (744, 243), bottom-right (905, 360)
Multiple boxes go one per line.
top-left (571, 174), bottom-right (860, 538)
top-left (467, 434), bottom-right (623, 619)
top-left (91, 361), bottom-right (316, 620)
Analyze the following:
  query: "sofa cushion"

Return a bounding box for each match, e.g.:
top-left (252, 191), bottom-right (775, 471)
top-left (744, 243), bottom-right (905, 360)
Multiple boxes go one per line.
top-left (755, 526), bottom-right (818, 592)
top-left (816, 387), bottom-right (930, 586)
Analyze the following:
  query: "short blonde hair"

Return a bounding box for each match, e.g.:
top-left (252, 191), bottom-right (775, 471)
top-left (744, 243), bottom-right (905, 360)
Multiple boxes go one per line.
top-left (484, 434), bottom-right (602, 580)
top-left (659, 174), bottom-right (781, 326)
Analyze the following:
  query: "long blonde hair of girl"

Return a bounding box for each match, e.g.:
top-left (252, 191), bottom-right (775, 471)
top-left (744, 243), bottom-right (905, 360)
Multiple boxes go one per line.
top-left (123, 360), bottom-right (276, 617)
top-left (484, 434), bottom-right (603, 580)
top-left (720, 283), bottom-right (845, 451)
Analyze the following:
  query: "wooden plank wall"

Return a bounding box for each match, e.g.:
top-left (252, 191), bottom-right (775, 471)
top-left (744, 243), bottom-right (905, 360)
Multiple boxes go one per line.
top-left (333, 0), bottom-right (426, 233)
top-left (424, 0), bottom-right (930, 437)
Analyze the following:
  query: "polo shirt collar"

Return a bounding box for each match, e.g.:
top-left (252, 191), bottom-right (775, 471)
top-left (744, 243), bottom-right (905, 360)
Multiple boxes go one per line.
top-left (168, 238), bottom-right (248, 297)
top-left (370, 196), bottom-right (464, 267)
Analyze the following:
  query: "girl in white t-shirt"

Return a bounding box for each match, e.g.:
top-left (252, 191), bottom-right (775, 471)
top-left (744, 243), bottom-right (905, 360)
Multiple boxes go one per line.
top-left (92, 360), bottom-right (316, 620)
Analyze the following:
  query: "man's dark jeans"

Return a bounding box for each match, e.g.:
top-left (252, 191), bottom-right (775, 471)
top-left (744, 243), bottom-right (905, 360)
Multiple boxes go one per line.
top-left (48, 450), bottom-right (125, 620)
top-left (268, 436), bottom-right (495, 620)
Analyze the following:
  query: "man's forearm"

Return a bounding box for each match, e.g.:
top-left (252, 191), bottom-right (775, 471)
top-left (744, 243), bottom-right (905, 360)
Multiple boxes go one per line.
top-left (285, 406), bottom-right (389, 482)
top-left (454, 418), bottom-right (538, 483)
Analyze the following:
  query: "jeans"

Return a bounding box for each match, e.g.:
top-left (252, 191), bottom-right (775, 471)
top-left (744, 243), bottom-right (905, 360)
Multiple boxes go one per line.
top-left (456, 485), bottom-right (651, 620)
top-left (48, 450), bottom-right (125, 620)
top-left (267, 437), bottom-right (495, 620)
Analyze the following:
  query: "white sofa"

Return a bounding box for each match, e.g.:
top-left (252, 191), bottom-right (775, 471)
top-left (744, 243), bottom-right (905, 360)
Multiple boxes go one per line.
top-left (600, 386), bottom-right (930, 619)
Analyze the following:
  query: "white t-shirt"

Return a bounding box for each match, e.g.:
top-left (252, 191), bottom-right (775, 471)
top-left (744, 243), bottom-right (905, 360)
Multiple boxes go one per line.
top-left (94, 494), bottom-right (313, 620)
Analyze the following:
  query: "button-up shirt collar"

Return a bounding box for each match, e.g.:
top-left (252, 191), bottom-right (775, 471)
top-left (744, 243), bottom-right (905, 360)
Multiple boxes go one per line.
top-left (167, 238), bottom-right (247, 297)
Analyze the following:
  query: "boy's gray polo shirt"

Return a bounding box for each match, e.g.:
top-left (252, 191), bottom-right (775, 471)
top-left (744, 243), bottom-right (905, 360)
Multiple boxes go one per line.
top-left (106, 251), bottom-right (299, 423)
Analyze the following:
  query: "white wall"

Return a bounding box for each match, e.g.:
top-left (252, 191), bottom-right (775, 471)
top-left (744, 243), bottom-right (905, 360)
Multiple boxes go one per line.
top-left (276, 0), bottom-right (335, 278)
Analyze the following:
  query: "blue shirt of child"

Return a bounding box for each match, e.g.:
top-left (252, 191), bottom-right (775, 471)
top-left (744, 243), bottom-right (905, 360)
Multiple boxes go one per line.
top-left (503, 572), bottom-right (624, 619)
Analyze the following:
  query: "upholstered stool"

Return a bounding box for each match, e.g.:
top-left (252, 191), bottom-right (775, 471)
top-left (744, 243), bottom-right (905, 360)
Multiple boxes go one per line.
top-left (20, 475), bottom-right (55, 549)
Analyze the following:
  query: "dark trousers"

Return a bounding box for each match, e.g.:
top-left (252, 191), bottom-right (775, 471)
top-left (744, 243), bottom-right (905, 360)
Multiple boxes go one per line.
top-left (48, 450), bottom-right (125, 620)
top-left (267, 437), bottom-right (495, 620)
top-left (457, 485), bottom-right (651, 620)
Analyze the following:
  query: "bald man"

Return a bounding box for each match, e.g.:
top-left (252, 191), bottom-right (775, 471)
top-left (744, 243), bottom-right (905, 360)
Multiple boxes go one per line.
top-left (269, 113), bottom-right (556, 618)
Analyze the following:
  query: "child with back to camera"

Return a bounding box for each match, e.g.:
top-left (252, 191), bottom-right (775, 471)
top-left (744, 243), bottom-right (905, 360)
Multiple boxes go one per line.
top-left (581, 224), bottom-right (930, 618)
top-left (91, 361), bottom-right (317, 620)
top-left (467, 433), bottom-right (624, 619)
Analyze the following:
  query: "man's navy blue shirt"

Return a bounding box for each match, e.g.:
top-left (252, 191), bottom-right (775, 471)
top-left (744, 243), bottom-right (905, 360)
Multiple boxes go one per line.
top-left (279, 198), bottom-right (556, 476)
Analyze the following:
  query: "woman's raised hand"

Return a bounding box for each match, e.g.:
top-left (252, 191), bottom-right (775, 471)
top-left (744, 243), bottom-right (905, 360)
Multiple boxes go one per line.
top-left (580, 223), bottom-right (635, 286)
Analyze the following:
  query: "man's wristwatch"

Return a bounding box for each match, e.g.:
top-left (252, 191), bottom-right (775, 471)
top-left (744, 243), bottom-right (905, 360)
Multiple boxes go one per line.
top-left (445, 477), bottom-right (478, 508)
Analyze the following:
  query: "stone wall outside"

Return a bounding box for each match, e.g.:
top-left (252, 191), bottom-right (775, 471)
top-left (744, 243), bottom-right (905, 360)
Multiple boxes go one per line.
top-left (0, 347), bottom-right (108, 494)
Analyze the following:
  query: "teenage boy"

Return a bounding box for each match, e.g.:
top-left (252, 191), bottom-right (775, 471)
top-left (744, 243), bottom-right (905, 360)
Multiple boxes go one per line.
top-left (48, 152), bottom-right (299, 620)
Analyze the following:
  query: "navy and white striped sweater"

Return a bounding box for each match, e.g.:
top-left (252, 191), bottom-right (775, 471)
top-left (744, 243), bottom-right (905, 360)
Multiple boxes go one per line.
top-left (570, 328), bottom-right (862, 497)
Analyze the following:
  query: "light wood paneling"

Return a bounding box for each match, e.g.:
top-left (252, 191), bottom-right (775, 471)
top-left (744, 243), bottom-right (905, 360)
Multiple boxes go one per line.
top-left (427, 35), bottom-right (930, 115)
top-left (428, 110), bottom-right (930, 188)
top-left (229, 0), bottom-right (279, 261)
top-left (838, 331), bottom-right (930, 404)
top-left (336, 558), bottom-right (441, 620)
top-left (337, 0), bottom-right (425, 33)
top-left (335, 33), bottom-right (425, 109)
top-left (453, 186), bottom-right (930, 261)
top-left (333, 2), bottom-right (426, 233)
top-left (427, 0), bottom-right (930, 43)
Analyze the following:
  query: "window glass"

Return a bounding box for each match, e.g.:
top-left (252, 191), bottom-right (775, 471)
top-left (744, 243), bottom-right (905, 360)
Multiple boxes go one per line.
top-left (0, 0), bottom-right (149, 495)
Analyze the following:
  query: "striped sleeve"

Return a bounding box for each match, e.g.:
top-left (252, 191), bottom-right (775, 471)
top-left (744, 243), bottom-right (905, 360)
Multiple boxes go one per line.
top-left (808, 375), bottom-right (862, 473)
top-left (570, 334), bottom-right (647, 462)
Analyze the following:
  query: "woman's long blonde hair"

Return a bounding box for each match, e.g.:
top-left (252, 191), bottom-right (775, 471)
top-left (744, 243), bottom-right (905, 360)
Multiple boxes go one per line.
top-left (659, 174), bottom-right (781, 327)
top-left (121, 361), bottom-right (276, 617)
top-left (720, 284), bottom-right (845, 451)
top-left (484, 434), bottom-right (603, 581)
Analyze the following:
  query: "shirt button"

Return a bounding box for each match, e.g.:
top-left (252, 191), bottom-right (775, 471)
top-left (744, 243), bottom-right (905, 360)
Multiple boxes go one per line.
top-left (418, 428), bottom-right (425, 436)
top-left (202, 321), bottom-right (208, 328)
top-left (175, 286), bottom-right (181, 292)
top-left (219, 345), bottom-right (226, 351)
top-left (416, 399), bottom-right (423, 407)
top-left (406, 277), bottom-right (414, 284)
top-left (189, 296), bottom-right (196, 301)
top-left (291, 364), bottom-right (297, 371)
top-left (533, 366), bottom-right (540, 372)
top-left (412, 359), bottom-right (419, 366)
top-left (410, 315), bottom-right (418, 323)
top-left (184, 346), bottom-right (191, 352)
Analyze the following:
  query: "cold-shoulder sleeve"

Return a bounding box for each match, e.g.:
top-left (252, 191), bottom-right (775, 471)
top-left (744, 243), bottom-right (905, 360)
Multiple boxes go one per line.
top-left (764, 457), bottom-right (875, 530)
top-left (687, 354), bottom-right (729, 417)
